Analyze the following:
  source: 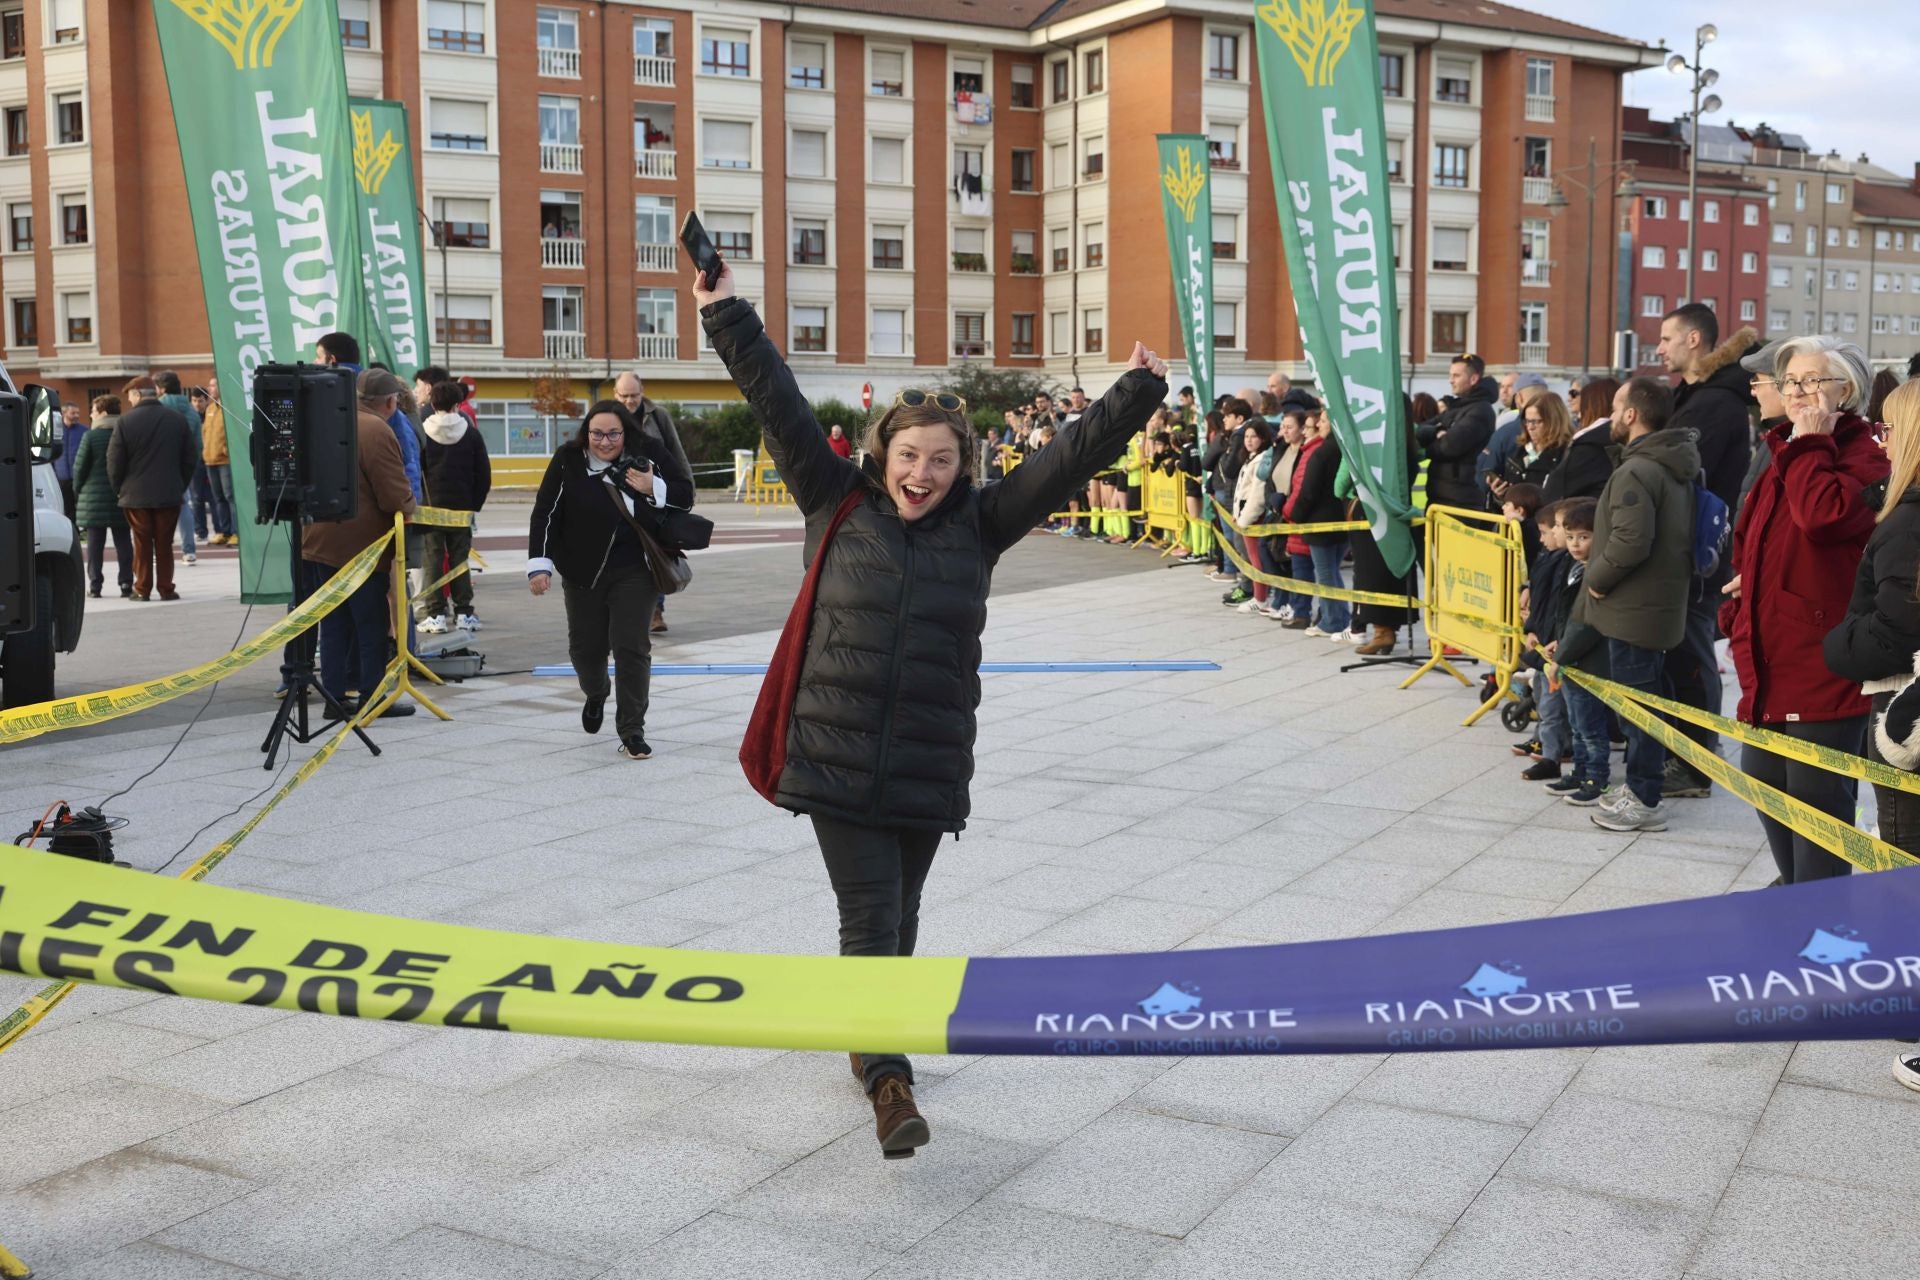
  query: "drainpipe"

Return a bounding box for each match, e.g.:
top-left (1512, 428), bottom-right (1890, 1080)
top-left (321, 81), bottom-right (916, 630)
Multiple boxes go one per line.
top-left (592, 0), bottom-right (612, 401)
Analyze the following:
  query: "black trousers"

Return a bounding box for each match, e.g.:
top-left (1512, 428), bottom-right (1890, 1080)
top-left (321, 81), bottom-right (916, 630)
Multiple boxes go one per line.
top-left (1869, 692), bottom-right (1920, 862)
top-left (810, 814), bottom-right (941, 1093)
top-left (1741, 714), bottom-right (1866, 884)
top-left (562, 561), bottom-right (656, 741)
top-left (84, 524), bottom-right (131, 593)
top-left (1349, 525), bottom-right (1413, 629)
top-left (1664, 585), bottom-right (1724, 763)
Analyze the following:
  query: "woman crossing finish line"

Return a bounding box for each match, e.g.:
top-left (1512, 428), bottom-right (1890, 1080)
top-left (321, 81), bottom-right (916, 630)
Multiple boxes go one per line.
top-left (696, 263), bottom-right (1166, 1159)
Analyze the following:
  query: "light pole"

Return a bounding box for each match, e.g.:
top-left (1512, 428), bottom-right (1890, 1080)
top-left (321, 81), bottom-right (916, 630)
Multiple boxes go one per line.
top-left (1668, 25), bottom-right (1723, 304)
top-left (417, 206), bottom-right (452, 371)
top-left (1547, 139), bottom-right (1638, 377)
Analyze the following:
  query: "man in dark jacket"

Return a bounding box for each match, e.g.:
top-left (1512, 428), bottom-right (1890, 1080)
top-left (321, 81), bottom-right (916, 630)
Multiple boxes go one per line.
top-left (107, 376), bottom-right (198, 601)
top-left (1417, 353), bottom-right (1498, 511)
top-left (1657, 306), bottom-right (1759, 796)
top-left (1581, 377), bottom-right (1701, 833)
top-left (615, 371), bottom-right (694, 633)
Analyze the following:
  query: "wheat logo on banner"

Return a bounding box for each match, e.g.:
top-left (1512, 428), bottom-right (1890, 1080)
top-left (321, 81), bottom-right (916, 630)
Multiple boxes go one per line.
top-left (1161, 146), bottom-right (1207, 224)
top-left (352, 109), bottom-right (401, 196)
top-left (1258, 0), bottom-right (1363, 87)
top-left (168, 0), bottom-right (302, 70)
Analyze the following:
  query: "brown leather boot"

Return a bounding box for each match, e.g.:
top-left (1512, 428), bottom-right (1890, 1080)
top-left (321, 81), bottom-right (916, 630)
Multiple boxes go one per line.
top-left (1354, 625), bottom-right (1396, 656)
top-left (870, 1074), bottom-right (930, 1159)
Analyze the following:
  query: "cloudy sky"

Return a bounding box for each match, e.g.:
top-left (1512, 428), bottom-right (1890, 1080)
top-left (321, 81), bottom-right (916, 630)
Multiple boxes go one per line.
top-left (1516, 0), bottom-right (1919, 178)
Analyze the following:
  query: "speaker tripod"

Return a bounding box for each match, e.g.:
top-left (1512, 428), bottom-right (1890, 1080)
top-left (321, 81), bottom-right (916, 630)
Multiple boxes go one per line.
top-left (260, 522), bottom-right (380, 770)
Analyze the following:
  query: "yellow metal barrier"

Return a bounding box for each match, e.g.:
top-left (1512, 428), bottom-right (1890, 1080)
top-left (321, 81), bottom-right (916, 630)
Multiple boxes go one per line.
top-left (1401, 505), bottom-right (1524, 725)
top-left (1142, 464), bottom-right (1187, 555)
top-left (744, 447), bottom-right (793, 507)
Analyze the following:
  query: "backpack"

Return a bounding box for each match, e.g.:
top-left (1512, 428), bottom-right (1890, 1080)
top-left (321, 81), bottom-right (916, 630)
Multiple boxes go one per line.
top-left (1691, 477), bottom-right (1731, 578)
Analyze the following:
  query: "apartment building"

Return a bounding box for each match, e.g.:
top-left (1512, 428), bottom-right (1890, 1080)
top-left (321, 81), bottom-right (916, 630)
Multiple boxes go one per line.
top-left (0, 0), bottom-right (1660, 463)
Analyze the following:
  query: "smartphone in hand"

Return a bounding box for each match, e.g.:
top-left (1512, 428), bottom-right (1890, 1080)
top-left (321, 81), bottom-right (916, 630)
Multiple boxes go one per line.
top-left (679, 212), bottom-right (723, 290)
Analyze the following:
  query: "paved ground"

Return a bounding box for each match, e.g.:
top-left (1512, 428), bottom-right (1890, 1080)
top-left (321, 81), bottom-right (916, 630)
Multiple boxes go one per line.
top-left (3, 499), bottom-right (1916, 1279)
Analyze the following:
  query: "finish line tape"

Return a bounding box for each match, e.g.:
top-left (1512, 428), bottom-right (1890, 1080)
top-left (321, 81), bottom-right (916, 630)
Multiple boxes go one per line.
top-left (531, 661), bottom-right (1224, 678)
top-left (5, 849), bottom-right (1920, 1055)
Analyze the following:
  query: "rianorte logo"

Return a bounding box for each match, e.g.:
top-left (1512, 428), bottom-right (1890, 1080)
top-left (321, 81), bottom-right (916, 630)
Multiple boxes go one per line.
top-left (1707, 925), bottom-right (1920, 1026)
top-left (1365, 959), bottom-right (1639, 1047)
top-left (171, 0), bottom-right (302, 71)
top-left (1035, 981), bottom-right (1297, 1055)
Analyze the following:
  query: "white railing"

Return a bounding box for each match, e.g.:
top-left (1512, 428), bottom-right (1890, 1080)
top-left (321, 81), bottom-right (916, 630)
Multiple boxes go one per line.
top-left (1519, 342), bottom-right (1549, 365)
top-left (634, 149), bottom-right (676, 179)
top-left (635, 241), bottom-right (676, 271)
top-left (538, 46), bottom-right (579, 78)
top-left (1524, 94), bottom-right (1556, 122)
top-left (635, 55), bottom-right (675, 86)
top-left (1521, 258), bottom-right (1554, 286)
top-left (637, 333), bottom-right (678, 360)
top-left (544, 330), bottom-right (586, 360)
top-left (541, 237), bottom-right (584, 268)
top-left (541, 141), bottom-right (583, 173)
top-left (1522, 176), bottom-right (1553, 204)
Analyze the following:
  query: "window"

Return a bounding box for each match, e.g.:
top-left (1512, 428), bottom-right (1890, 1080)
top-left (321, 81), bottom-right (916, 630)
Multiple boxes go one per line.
top-left (1642, 245), bottom-right (1666, 269)
top-left (1391, 222), bottom-right (1404, 269)
top-left (1523, 137), bottom-right (1550, 179)
top-left (1912, 274), bottom-right (1920, 293)
top-left (6, 200), bottom-right (25, 250)
top-left (1806, 270), bottom-right (1817, 297)
top-left (788, 37), bottom-right (826, 89)
top-left (1678, 199), bottom-right (1691, 222)
top-left (1208, 32), bottom-right (1239, 80)
top-left (538, 95), bottom-right (580, 146)
top-left (1848, 229), bottom-right (1861, 249)
top-left (1701, 249), bottom-right (1719, 272)
top-left (1083, 135), bottom-right (1103, 179)
top-left (635, 287), bottom-right (674, 340)
top-left (1743, 203), bottom-right (1760, 226)
top-left (870, 49), bottom-right (905, 96)
top-left (1207, 121), bottom-right (1239, 170)
top-left (339, 0), bottom-right (371, 48)
top-left (792, 305), bottom-right (828, 352)
top-left (1434, 143), bottom-right (1469, 188)
top-left (1824, 268), bottom-right (1839, 290)
top-left (1011, 148), bottom-right (1036, 193)
top-left (9, 296), bottom-right (32, 345)
top-left (1878, 229), bottom-right (1893, 251)
top-left (1699, 297), bottom-right (1716, 313)
top-left (58, 192), bottom-right (85, 245)
top-left (1794, 181), bottom-right (1806, 212)
top-left (1083, 49), bottom-right (1104, 93)
top-left (1768, 308), bottom-right (1788, 332)
top-left (1766, 178), bottom-right (1779, 209)
top-left (1051, 59), bottom-right (1070, 103)
top-left (1379, 52), bottom-right (1404, 97)
top-left (1520, 301), bottom-right (1547, 346)
top-left (706, 211), bottom-right (753, 259)
top-left (633, 195), bottom-right (672, 250)
top-left (1806, 226), bottom-right (1816, 254)
top-left (4, 106), bottom-right (23, 156)
top-left (1643, 196), bottom-right (1666, 220)
top-left (1843, 269), bottom-right (1862, 291)
top-left (1431, 226), bottom-right (1470, 271)
top-left (1770, 266), bottom-right (1790, 288)
top-left (952, 225), bottom-right (986, 272)
top-left (1642, 294), bottom-right (1664, 317)
top-left (871, 223), bottom-right (904, 270)
top-left (1873, 315), bottom-right (1890, 335)
top-left (536, 6), bottom-right (577, 64)
top-left (1703, 200), bottom-right (1720, 223)
top-left (701, 119), bottom-right (752, 169)
top-left (1435, 57), bottom-right (1471, 103)
top-left (1385, 137), bottom-right (1404, 183)
top-left (1772, 223), bottom-right (1791, 245)
top-left (1050, 227), bottom-right (1069, 273)
top-left (1526, 57), bottom-right (1553, 97)
top-left (953, 145), bottom-right (983, 188)
top-left (61, 290), bottom-right (89, 344)
top-left (792, 218), bottom-right (827, 266)
top-left (1049, 310), bottom-right (1069, 355)
top-left (1826, 182), bottom-right (1845, 205)
top-left (790, 128), bottom-right (827, 178)
top-left (634, 17), bottom-right (671, 60)
top-left (870, 307), bottom-right (906, 356)
top-left (1011, 229), bottom-right (1036, 274)
top-left (1212, 212), bottom-right (1237, 260)
top-left (1207, 301), bottom-right (1235, 349)
top-left (1875, 271), bottom-right (1891, 293)
top-left (1898, 274), bottom-right (1908, 294)
top-left (1011, 63), bottom-right (1035, 109)
top-left (428, 98), bottom-right (487, 151)
top-left (1521, 218), bottom-right (1549, 280)
top-left (1011, 312), bottom-right (1035, 356)
top-left (53, 91), bottom-right (81, 145)
top-left (1676, 248), bottom-right (1690, 271)
top-left (1821, 311), bottom-right (1837, 334)
top-left (700, 27), bottom-right (750, 77)
top-left (1082, 221), bottom-right (1103, 268)
top-left (1049, 143), bottom-right (1069, 189)
top-left (870, 136), bottom-right (905, 184)
top-left (1910, 317), bottom-right (1920, 336)
top-left (1432, 310), bottom-right (1468, 352)
top-left (47, 0), bottom-right (76, 38)
top-left (426, 0), bottom-right (485, 53)
top-left (1804, 310), bottom-right (1817, 332)
top-left (1902, 234), bottom-right (1909, 251)
top-left (1827, 226), bottom-right (1840, 247)
top-left (954, 311), bottom-right (987, 357)
top-left (1082, 307), bottom-right (1103, 354)
top-left (1842, 312), bottom-right (1857, 334)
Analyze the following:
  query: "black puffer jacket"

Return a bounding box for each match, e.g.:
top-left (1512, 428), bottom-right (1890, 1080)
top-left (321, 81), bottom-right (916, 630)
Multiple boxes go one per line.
top-left (1542, 421), bottom-right (1617, 503)
top-left (1417, 376), bottom-right (1498, 510)
top-left (1824, 487), bottom-right (1920, 685)
top-left (705, 296), bottom-right (1164, 831)
top-left (525, 435), bottom-right (694, 585)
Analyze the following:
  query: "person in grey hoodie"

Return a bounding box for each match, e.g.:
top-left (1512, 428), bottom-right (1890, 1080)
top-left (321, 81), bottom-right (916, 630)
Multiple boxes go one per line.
top-left (417, 380), bottom-right (492, 632)
top-left (1578, 376), bottom-right (1701, 833)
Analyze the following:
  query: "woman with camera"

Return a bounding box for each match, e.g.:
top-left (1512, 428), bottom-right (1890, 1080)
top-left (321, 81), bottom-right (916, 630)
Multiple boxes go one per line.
top-left (526, 401), bottom-right (695, 760)
top-left (696, 262), bottom-right (1166, 1160)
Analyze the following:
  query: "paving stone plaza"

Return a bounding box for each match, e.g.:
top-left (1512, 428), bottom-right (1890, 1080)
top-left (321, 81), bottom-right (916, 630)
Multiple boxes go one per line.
top-left (2, 505), bottom-right (1915, 1279)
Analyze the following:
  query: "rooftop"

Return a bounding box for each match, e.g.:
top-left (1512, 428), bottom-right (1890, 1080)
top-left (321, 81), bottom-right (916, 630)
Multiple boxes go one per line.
top-left (1853, 181), bottom-right (1920, 224)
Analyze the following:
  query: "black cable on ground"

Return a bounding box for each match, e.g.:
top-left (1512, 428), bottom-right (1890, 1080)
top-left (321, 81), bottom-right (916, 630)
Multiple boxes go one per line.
top-left (147, 750), bottom-right (293, 877)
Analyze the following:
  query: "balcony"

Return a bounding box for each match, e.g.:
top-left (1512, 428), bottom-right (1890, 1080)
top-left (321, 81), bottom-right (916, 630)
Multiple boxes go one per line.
top-left (545, 330), bottom-right (586, 360)
top-left (1519, 341), bottom-right (1549, 365)
top-left (634, 149), bottom-right (676, 180)
top-left (541, 236), bottom-right (585, 269)
top-left (637, 333), bottom-right (678, 360)
top-left (1524, 94), bottom-right (1556, 123)
top-left (636, 241), bottom-right (676, 272)
top-left (1521, 258), bottom-right (1554, 286)
top-left (951, 251), bottom-right (988, 273)
top-left (635, 55), bottom-right (675, 87)
top-left (541, 142), bottom-right (583, 173)
top-left (1522, 175), bottom-right (1553, 205)
top-left (1010, 252), bottom-right (1037, 275)
top-left (539, 46), bottom-right (580, 78)
top-left (952, 340), bottom-right (989, 358)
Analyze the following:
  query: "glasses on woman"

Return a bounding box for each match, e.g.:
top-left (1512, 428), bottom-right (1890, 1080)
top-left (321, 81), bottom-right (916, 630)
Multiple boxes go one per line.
top-left (894, 390), bottom-right (968, 413)
top-left (1779, 376), bottom-right (1848, 395)
top-left (587, 430), bottom-right (625, 442)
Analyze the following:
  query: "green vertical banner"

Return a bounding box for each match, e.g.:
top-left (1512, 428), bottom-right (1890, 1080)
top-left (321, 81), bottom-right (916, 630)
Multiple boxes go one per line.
top-left (153, 0), bottom-right (367, 603)
top-left (1155, 135), bottom-right (1217, 415)
top-left (1252, 0), bottom-right (1416, 575)
top-left (348, 98), bottom-right (430, 374)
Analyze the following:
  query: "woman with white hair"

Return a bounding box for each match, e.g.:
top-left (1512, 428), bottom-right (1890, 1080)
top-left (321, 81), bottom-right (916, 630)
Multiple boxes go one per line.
top-left (1719, 336), bottom-right (1890, 884)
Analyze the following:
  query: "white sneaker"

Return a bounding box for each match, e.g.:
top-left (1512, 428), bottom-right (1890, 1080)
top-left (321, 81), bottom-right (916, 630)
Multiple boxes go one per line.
top-left (1236, 599), bottom-right (1263, 614)
top-left (1303, 625), bottom-right (1331, 638)
top-left (1894, 1053), bottom-right (1920, 1093)
top-left (1261, 603), bottom-right (1288, 620)
top-left (184, 553), bottom-right (197, 564)
top-left (1592, 793), bottom-right (1669, 832)
top-left (418, 615), bottom-right (449, 635)
top-left (1597, 784), bottom-right (1634, 812)
top-left (1275, 606), bottom-right (1294, 621)
top-left (456, 613), bottom-right (482, 631)
top-left (1330, 630), bottom-right (1358, 643)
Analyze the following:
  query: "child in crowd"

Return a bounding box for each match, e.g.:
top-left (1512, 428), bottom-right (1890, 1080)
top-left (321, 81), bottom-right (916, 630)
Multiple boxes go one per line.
top-left (1515, 499), bottom-right (1570, 780)
top-left (1500, 481), bottom-right (1545, 570)
top-left (1541, 499), bottom-right (1615, 805)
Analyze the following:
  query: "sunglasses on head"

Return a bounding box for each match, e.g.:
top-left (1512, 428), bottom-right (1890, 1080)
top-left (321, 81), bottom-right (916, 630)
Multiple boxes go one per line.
top-left (894, 389), bottom-right (967, 413)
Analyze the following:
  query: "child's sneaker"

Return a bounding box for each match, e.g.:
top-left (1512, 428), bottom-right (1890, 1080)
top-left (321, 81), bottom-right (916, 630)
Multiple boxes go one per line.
top-left (1544, 775), bottom-right (1585, 794)
top-left (1520, 759), bottom-right (1561, 782)
top-left (1563, 782), bottom-right (1613, 806)
top-left (1511, 738), bottom-right (1542, 758)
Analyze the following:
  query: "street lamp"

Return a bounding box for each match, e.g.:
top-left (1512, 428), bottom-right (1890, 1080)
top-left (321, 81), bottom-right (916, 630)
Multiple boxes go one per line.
top-left (1670, 23), bottom-right (1725, 303)
top-left (1548, 139), bottom-right (1639, 376)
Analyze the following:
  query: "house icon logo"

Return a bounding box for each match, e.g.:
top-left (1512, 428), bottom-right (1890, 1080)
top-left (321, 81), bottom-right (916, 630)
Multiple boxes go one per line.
top-left (1799, 927), bottom-right (1870, 965)
top-left (1138, 982), bottom-right (1203, 1016)
top-left (1461, 963), bottom-right (1527, 998)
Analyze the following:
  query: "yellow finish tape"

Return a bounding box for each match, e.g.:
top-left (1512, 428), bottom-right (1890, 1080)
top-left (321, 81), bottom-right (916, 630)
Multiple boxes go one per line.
top-left (408, 506), bottom-right (476, 530)
top-left (1214, 525), bottom-right (1421, 610)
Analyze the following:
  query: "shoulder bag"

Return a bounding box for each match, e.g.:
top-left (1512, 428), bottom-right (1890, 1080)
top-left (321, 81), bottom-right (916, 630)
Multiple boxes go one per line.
top-left (601, 480), bottom-right (692, 596)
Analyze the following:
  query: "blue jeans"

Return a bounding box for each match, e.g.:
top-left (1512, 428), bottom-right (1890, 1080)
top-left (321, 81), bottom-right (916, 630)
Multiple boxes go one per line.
top-left (1309, 541), bottom-right (1350, 632)
top-left (1563, 679), bottom-right (1611, 788)
top-left (316, 567), bottom-right (390, 705)
top-left (206, 463), bottom-right (235, 536)
top-left (1288, 552), bottom-right (1315, 617)
top-left (1534, 674), bottom-right (1569, 761)
top-left (1607, 639), bottom-right (1667, 806)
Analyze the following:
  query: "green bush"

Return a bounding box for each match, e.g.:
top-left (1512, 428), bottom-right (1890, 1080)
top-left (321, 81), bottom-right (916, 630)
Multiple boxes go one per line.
top-left (938, 364), bottom-right (1062, 416)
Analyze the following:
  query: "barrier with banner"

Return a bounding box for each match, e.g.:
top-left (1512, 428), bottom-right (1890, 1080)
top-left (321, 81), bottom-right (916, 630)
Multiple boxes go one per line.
top-left (1401, 505), bottom-right (1524, 725)
top-left (744, 447), bottom-right (792, 506)
top-left (1141, 464), bottom-right (1187, 553)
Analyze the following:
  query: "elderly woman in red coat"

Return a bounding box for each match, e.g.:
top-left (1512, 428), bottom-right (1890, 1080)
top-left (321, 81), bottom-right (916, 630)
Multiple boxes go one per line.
top-left (1719, 336), bottom-right (1889, 884)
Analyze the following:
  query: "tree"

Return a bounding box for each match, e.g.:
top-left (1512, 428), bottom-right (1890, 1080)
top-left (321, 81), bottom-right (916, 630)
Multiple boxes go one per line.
top-left (529, 364), bottom-right (583, 423)
top-left (936, 363), bottom-right (1061, 416)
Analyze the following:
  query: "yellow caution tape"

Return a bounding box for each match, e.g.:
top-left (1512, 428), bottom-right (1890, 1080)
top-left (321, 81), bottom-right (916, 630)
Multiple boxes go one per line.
top-left (408, 559), bottom-right (479, 608)
top-left (409, 505), bottom-right (476, 529)
top-left (0, 536), bottom-right (394, 746)
top-left (1214, 524), bottom-right (1422, 610)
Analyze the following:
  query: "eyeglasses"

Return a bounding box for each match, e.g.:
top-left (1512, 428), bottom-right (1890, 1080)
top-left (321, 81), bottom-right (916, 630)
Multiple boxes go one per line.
top-left (1779, 376), bottom-right (1848, 395)
top-left (894, 389), bottom-right (967, 413)
top-left (587, 430), bottom-right (625, 442)
top-left (1523, 416), bottom-right (1546, 426)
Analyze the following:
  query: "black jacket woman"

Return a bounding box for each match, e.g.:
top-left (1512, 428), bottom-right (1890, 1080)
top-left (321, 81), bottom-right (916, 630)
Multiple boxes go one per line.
top-left (698, 264), bottom-right (1166, 1159)
top-left (526, 401), bottom-right (695, 759)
